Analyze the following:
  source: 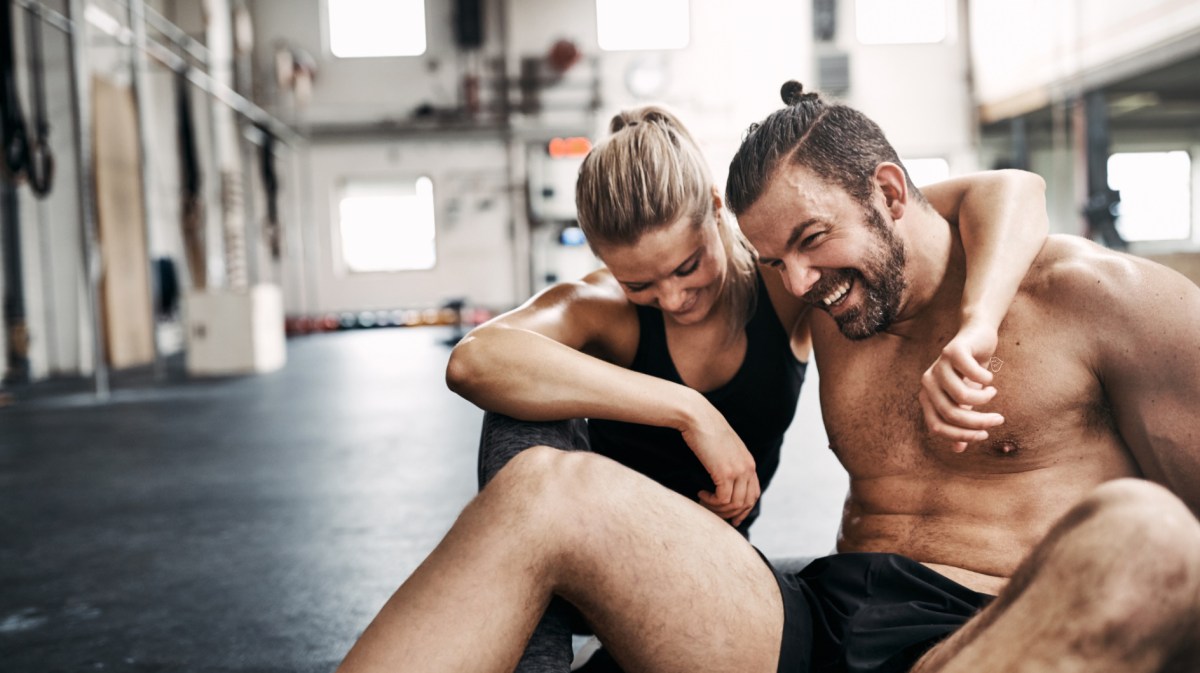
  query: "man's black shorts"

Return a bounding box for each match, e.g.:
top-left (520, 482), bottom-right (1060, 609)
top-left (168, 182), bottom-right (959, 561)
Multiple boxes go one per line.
top-left (767, 552), bottom-right (995, 673)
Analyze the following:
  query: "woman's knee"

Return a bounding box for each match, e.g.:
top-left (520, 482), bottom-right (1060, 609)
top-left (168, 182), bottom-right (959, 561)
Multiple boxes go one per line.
top-left (478, 414), bottom-right (589, 488)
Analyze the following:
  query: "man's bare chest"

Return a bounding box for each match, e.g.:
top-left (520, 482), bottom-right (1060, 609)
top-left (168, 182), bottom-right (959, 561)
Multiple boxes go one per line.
top-left (815, 315), bottom-right (1114, 477)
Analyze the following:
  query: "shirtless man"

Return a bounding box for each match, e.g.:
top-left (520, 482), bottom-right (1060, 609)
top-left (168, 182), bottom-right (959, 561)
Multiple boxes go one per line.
top-left (336, 86), bottom-right (1200, 673)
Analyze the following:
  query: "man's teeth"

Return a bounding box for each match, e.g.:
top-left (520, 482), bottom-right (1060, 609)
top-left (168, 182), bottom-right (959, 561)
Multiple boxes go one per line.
top-left (822, 281), bottom-right (851, 306)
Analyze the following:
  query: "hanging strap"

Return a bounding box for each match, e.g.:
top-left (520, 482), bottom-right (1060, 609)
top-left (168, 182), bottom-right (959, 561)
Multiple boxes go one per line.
top-left (176, 67), bottom-right (207, 289)
top-left (256, 124), bottom-right (281, 259)
top-left (23, 1), bottom-right (53, 196)
top-left (0, 0), bottom-right (54, 197)
top-left (0, 0), bottom-right (31, 181)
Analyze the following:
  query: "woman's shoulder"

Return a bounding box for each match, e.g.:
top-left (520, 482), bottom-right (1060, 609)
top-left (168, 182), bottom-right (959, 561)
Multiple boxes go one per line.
top-left (542, 269), bottom-right (641, 363)
top-left (544, 269), bottom-right (638, 319)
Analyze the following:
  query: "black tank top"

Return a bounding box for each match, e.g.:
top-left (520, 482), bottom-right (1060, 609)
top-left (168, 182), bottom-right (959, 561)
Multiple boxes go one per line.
top-left (587, 271), bottom-right (807, 530)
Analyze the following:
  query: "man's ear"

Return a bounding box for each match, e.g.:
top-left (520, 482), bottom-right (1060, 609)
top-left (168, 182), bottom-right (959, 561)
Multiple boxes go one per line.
top-left (875, 162), bottom-right (908, 220)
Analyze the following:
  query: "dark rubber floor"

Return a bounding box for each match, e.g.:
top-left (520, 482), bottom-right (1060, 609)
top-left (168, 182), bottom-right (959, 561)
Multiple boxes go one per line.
top-left (0, 328), bottom-right (482, 672)
top-left (0, 327), bottom-right (845, 672)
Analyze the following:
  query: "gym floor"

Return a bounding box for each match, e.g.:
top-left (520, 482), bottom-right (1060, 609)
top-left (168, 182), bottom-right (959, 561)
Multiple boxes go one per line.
top-left (0, 328), bottom-right (847, 672)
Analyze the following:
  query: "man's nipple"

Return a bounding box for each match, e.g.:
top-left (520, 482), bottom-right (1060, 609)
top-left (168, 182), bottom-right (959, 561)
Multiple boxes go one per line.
top-left (989, 440), bottom-right (1021, 457)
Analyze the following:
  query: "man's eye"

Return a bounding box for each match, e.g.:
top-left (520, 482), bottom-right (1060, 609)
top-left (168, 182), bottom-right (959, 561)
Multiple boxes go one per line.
top-left (801, 232), bottom-right (823, 247)
top-left (625, 284), bottom-right (649, 292)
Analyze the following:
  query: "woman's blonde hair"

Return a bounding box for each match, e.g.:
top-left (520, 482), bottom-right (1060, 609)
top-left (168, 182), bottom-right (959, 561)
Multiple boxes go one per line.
top-left (575, 106), bottom-right (758, 339)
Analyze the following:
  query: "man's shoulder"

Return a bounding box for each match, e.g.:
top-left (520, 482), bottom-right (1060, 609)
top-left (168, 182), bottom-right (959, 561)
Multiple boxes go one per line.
top-left (1024, 234), bottom-right (1200, 324)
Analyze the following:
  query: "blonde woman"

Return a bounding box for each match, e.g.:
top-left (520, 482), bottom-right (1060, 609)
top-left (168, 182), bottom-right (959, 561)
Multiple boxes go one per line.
top-left (445, 107), bottom-right (1047, 672)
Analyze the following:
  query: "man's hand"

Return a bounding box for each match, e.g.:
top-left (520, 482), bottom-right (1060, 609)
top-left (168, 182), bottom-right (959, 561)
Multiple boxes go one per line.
top-left (919, 322), bottom-right (1006, 452)
top-left (679, 401), bottom-right (761, 527)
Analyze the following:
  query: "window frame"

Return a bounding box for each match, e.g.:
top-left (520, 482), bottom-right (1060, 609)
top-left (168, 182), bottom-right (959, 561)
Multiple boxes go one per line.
top-left (1107, 145), bottom-right (1198, 255)
top-left (323, 0), bottom-right (428, 60)
top-left (333, 174), bottom-right (439, 275)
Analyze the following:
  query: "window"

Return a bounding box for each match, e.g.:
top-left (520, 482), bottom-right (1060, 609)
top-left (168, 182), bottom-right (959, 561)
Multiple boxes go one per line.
top-left (1108, 151), bottom-right (1192, 242)
top-left (338, 177), bottom-right (436, 272)
top-left (856, 0), bottom-right (946, 45)
top-left (327, 0), bottom-right (426, 58)
top-left (597, 0), bottom-right (689, 51)
top-left (901, 157), bottom-right (950, 186)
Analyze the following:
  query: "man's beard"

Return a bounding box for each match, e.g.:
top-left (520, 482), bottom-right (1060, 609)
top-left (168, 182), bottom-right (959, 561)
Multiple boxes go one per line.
top-left (805, 205), bottom-right (906, 340)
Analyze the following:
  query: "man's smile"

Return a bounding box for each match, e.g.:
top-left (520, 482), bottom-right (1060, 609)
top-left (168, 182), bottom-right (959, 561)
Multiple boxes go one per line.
top-left (821, 278), bottom-right (852, 307)
top-left (805, 270), bottom-right (858, 311)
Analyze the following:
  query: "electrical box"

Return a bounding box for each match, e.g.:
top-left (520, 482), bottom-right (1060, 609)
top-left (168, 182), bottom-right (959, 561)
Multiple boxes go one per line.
top-left (527, 138), bottom-right (591, 223)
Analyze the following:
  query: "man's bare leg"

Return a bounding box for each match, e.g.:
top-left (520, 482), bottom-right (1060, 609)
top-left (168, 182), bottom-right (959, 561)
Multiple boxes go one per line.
top-left (336, 446), bottom-right (785, 673)
top-left (914, 479), bottom-right (1200, 673)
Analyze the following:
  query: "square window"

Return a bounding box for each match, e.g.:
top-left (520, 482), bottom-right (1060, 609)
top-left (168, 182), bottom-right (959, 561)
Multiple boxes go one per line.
top-left (338, 177), bottom-right (436, 272)
top-left (328, 0), bottom-right (426, 58)
top-left (856, 0), bottom-right (946, 45)
top-left (597, 0), bottom-right (689, 51)
top-left (1108, 151), bottom-right (1192, 242)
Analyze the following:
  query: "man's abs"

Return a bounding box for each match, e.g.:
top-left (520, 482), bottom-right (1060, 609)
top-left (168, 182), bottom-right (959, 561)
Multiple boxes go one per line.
top-left (839, 453), bottom-right (1138, 595)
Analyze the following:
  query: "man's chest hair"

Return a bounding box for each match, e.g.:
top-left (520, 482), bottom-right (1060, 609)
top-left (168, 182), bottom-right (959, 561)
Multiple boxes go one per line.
top-left (817, 315), bottom-right (1119, 477)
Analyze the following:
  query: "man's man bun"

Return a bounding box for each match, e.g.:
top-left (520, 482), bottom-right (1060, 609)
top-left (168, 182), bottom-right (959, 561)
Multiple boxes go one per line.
top-left (780, 80), bottom-right (819, 106)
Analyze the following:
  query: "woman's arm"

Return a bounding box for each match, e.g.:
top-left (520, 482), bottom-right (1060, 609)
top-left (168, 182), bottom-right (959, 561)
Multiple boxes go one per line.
top-left (448, 271), bottom-right (693, 425)
top-left (446, 271), bottom-right (760, 523)
top-left (920, 169), bottom-right (1050, 448)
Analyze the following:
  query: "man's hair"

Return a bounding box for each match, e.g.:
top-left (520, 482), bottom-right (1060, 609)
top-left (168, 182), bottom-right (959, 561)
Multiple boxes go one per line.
top-left (725, 81), bottom-right (922, 215)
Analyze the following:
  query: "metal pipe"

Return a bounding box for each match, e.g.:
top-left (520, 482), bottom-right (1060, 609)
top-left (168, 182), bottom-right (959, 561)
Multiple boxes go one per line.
top-left (77, 0), bottom-right (300, 146)
top-left (1, 179), bottom-right (30, 385)
top-left (15, 1), bottom-right (297, 146)
top-left (34, 194), bottom-right (60, 373)
top-left (12, 0), bottom-right (71, 34)
top-left (295, 143), bottom-right (315, 318)
top-left (143, 2), bottom-right (210, 66)
top-left (65, 0), bottom-right (109, 399)
top-left (129, 0), bottom-right (164, 380)
top-left (241, 125), bottom-right (259, 286)
top-left (495, 0), bottom-right (530, 303)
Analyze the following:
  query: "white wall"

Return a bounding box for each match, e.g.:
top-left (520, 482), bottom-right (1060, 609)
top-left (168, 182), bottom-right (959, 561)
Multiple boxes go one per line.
top-left (844, 0), bottom-right (978, 174)
top-left (303, 138), bottom-right (514, 312)
top-left (253, 0), bottom-right (480, 127)
top-left (969, 0), bottom-right (1200, 121)
top-left (23, 0), bottom-right (1194, 378)
top-left (249, 0), bottom-right (985, 314)
top-left (2, 7), bottom-right (92, 378)
top-left (3, 0), bottom-right (977, 337)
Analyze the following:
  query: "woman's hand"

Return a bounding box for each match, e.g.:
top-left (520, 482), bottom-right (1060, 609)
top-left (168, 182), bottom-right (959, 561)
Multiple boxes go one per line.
top-left (918, 321), bottom-right (1006, 452)
top-left (679, 398), bottom-right (761, 527)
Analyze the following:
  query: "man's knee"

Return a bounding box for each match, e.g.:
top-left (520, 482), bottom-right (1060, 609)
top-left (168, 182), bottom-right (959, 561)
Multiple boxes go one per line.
top-left (1088, 479), bottom-right (1197, 535)
top-left (486, 445), bottom-right (613, 514)
top-left (1084, 478), bottom-right (1200, 592)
